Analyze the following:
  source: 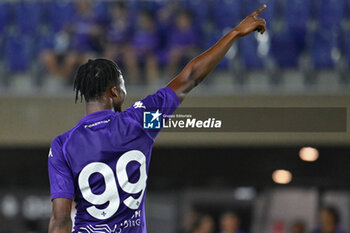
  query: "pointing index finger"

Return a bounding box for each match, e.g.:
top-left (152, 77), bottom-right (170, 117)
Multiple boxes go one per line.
top-left (252, 4), bottom-right (267, 16)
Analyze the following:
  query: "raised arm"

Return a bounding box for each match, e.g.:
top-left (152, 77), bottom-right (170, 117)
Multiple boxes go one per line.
top-left (49, 198), bottom-right (72, 233)
top-left (167, 5), bottom-right (267, 102)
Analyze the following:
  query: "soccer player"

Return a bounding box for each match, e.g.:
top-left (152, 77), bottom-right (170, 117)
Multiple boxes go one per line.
top-left (48, 5), bottom-right (266, 233)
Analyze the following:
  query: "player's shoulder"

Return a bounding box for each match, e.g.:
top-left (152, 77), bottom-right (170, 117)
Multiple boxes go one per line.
top-left (49, 126), bottom-right (79, 161)
top-left (138, 87), bottom-right (178, 103)
top-left (49, 136), bottom-right (63, 156)
top-left (50, 127), bottom-right (76, 150)
top-left (148, 86), bottom-right (179, 101)
top-left (124, 87), bottom-right (178, 112)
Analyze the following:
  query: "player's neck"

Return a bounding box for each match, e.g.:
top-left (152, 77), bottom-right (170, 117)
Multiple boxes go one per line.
top-left (85, 100), bottom-right (113, 115)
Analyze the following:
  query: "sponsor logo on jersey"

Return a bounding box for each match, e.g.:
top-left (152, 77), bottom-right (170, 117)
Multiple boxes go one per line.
top-left (84, 119), bottom-right (111, 128)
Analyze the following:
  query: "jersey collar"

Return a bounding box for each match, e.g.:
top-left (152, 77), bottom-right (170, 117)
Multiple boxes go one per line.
top-left (80, 109), bottom-right (115, 122)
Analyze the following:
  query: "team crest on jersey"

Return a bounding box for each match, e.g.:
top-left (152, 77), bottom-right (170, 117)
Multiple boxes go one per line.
top-left (143, 109), bottom-right (162, 129)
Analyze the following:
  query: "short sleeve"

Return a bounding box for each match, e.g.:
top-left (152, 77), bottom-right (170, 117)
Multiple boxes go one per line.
top-left (48, 137), bottom-right (75, 200)
top-left (122, 87), bottom-right (180, 140)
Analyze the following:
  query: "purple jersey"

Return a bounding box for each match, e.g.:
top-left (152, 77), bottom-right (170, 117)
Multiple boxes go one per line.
top-left (48, 87), bottom-right (179, 233)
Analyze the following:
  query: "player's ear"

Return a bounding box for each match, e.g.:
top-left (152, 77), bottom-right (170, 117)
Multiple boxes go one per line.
top-left (110, 86), bottom-right (119, 98)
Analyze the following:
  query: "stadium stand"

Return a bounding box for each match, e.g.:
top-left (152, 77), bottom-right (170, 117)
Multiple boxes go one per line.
top-left (0, 0), bottom-right (349, 92)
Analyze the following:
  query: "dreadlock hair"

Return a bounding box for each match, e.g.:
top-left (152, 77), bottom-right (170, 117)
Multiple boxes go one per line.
top-left (73, 58), bottom-right (122, 103)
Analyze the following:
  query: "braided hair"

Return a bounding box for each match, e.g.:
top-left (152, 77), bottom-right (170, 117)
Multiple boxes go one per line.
top-left (73, 58), bottom-right (122, 103)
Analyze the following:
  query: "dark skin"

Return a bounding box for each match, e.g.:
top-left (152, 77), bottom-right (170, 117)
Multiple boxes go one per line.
top-left (49, 6), bottom-right (266, 233)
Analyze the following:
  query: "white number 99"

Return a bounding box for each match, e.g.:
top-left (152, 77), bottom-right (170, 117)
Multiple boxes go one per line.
top-left (78, 150), bottom-right (147, 220)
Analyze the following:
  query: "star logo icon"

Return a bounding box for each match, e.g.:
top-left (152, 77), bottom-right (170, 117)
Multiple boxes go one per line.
top-left (150, 109), bottom-right (162, 122)
top-left (143, 110), bottom-right (162, 129)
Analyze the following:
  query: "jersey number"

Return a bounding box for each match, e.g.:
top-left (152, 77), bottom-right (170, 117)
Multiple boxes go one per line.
top-left (78, 150), bottom-right (147, 220)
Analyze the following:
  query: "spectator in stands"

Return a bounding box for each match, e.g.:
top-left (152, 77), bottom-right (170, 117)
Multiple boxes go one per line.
top-left (156, 0), bottom-right (178, 49)
top-left (64, 0), bottom-right (103, 79)
top-left (179, 209), bottom-right (198, 233)
top-left (219, 212), bottom-right (246, 233)
top-left (290, 220), bottom-right (306, 233)
top-left (104, 2), bottom-right (131, 67)
top-left (41, 0), bottom-right (102, 84)
top-left (123, 10), bottom-right (159, 84)
top-left (191, 214), bottom-right (215, 233)
top-left (312, 206), bottom-right (346, 233)
top-left (39, 29), bottom-right (71, 85)
top-left (166, 9), bottom-right (199, 77)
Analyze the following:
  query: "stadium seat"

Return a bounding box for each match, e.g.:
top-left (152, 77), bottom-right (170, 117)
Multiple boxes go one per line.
top-left (344, 31), bottom-right (350, 68)
top-left (179, 0), bottom-right (210, 25)
top-left (284, 0), bottom-right (312, 52)
top-left (204, 31), bottom-right (230, 70)
top-left (93, 1), bottom-right (110, 25)
top-left (0, 0), bottom-right (347, 89)
top-left (239, 33), bottom-right (264, 69)
top-left (127, 0), bottom-right (158, 28)
top-left (161, 0), bottom-right (205, 44)
top-left (285, 0), bottom-right (312, 28)
top-left (243, 0), bottom-right (277, 23)
top-left (270, 30), bottom-right (299, 68)
top-left (37, 28), bottom-right (55, 53)
top-left (47, 1), bottom-right (75, 32)
top-left (0, 34), bottom-right (5, 61)
top-left (0, 2), bottom-right (11, 33)
top-left (212, 0), bottom-right (242, 30)
top-left (317, 0), bottom-right (346, 31)
top-left (146, 0), bottom-right (169, 13)
top-left (5, 32), bottom-right (35, 72)
top-left (310, 29), bottom-right (338, 69)
top-left (178, 0), bottom-right (209, 38)
top-left (14, 1), bottom-right (43, 35)
top-left (128, 0), bottom-right (165, 16)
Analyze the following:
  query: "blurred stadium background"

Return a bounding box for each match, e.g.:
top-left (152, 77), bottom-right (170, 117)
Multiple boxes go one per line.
top-left (1, 0), bottom-right (350, 232)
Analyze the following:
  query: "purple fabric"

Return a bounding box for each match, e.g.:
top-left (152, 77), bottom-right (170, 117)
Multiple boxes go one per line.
top-left (48, 87), bottom-right (179, 233)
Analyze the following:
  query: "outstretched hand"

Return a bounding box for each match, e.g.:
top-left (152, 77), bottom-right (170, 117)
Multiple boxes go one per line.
top-left (235, 5), bottom-right (267, 37)
top-left (167, 5), bottom-right (267, 102)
